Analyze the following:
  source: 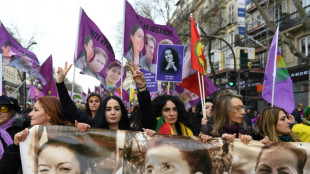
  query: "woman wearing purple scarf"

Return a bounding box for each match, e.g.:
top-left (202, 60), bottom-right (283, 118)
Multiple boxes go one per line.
top-left (0, 95), bottom-right (28, 159)
top-left (200, 89), bottom-right (253, 145)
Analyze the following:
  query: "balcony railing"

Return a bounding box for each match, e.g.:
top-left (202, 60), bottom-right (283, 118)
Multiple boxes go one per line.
top-left (246, 0), bottom-right (268, 13)
top-left (277, 5), bottom-right (310, 31)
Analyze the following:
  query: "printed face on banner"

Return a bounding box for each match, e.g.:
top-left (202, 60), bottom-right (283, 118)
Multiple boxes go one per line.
top-left (123, 132), bottom-right (233, 174)
top-left (124, 1), bottom-right (179, 74)
top-left (74, 9), bottom-right (125, 89)
top-left (156, 44), bottom-right (184, 82)
top-left (0, 23), bottom-right (46, 85)
top-left (20, 125), bottom-right (118, 174)
top-left (173, 84), bottom-right (200, 110)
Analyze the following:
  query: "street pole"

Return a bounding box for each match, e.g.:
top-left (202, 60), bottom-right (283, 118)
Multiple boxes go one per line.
top-left (178, 34), bottom-right (237, 90)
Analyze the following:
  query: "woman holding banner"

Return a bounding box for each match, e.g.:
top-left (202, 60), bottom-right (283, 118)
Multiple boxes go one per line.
top-left (200, 89), bottom-right (253, 144)
top-left (125, 24), bottom-right (144, 66)
top-left (0, 96), bottom-right (70, 174)
top-left (253, 106), bottom-right (300, 144)
top-left (127, 62), bottom-right (211, 141)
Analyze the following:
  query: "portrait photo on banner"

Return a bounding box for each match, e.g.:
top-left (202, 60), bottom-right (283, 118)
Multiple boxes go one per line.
top-left (74, 8), bottom-right (125, 90)
top-left (156, 44), bottom-right (184, 82)
top-left (231, 140), bottom-right (310, 174)
top-left (0, 22), bottom-right (46, 85)
top-left (19, 125), bottom-right (119, 174)
top-left (122, 131), bottom-right (233, 174)
top-left (123, 1), bottom-right (179, 74)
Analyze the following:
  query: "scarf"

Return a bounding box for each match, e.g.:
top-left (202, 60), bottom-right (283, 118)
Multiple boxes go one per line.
top-left (0, 117), bottom-right (15, 158)
top-left (302, 114), bottom-right (310, 126)
top-left (279, 135), bottom-right (293, 142)
top-left (222, 124), bottom-right (244, 138)
top-left (155, 117), bottom-right (193, 136)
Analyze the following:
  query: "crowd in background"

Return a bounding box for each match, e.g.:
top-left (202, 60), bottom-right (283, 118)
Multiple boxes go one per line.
top-left (0, 62), bottom-right (309, 174)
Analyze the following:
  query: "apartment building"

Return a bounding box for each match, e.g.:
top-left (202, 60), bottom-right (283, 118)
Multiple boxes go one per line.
top-left (170, 0), bottom-right (310, 109)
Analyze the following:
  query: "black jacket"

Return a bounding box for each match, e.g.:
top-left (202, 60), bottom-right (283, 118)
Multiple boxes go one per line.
top-left (0, 116), bottom-right (29, 174)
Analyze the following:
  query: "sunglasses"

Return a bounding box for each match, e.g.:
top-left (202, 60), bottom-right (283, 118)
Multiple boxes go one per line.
top-left (0, 106), bottom-right (9, 113)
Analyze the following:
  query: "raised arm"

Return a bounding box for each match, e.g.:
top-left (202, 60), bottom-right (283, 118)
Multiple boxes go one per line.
top-left (56, 62), bottom-right (92, 124)
top-left (127, 62), bottom-right (156, 130)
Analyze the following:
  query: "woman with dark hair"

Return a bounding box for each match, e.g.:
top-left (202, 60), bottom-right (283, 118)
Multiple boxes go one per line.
top-left (37, 136), bottom-right (99, 174)
top-left (190, 99), bottom-right (214, 136)
top-left (253, 106), bottom-right (301, 144)
top-left (125, 24), bottom-right (144, 66)
top-left (75, 35), bottom-right (95, 71)
top-left (200, 89), bottom-right (253, 144)
top-left (0, 96), bottom-right (70, 174)
top-left (160, 47), bottom-right (179, 73)
top-left (56, 62), bottom-right (102, 124)
top-left (127, 63), bottom-right (211, 141)
top-left (142, 136), bottom-right (212, 174)
top-left (57, 62), bottom-right (131, 132)
top-left (103, 61), bottom-right (122, 90)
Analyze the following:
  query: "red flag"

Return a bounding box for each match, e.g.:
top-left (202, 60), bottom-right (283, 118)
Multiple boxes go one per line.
top-left (179, 72), bottom-right (217, 97)
top-left (191, 16), bottom-right (205, 75)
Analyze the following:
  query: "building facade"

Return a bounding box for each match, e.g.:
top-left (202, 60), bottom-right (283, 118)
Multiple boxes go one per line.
top-left (169, 0), bottom-right (310, 112)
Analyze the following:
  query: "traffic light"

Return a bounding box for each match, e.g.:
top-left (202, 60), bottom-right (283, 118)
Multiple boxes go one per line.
top-left (228, 72), bottom-right (236, 87)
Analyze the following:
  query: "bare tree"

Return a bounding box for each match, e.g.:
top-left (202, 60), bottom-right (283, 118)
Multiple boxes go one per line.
top-left (133, 0), bottom-right (178, 25)
top-left (251, 0), bottom-right (309, 63)
top-left (292, 0), bottom-right (310, 31)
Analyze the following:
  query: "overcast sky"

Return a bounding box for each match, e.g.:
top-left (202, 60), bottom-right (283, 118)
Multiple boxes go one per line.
top-left (0, 0), bottom-right (136, 93)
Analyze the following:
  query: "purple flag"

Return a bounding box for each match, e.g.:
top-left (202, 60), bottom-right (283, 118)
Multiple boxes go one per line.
top-left (140, 69), bottom-right (158, 92)
top-left (182, 43), bottom-right (195, 79)
top-left (2, 86), bottom-right (6, 96)
top-left (262, 27), bottom-right (295, 114)
top-left (39, 55), bottom-right (58, 97)
top-left (173, 84), bottom-right (200, 110)
top-left (74, 8), bottom-right (125, 89)
top-left (0, 21), bottom-right (45, 85)
top-left (124, 1), bottom-right (179, 74)
top-left (87, 88), bottom-right (91, 96)
top-left (28, 84), bottom-right (44, 102)
top-left (100, 84), bottom-right (105, 97)
top-left (95, 86), bottom-right (99, 95)
top-left (82, 92), bottom-right (87, 103)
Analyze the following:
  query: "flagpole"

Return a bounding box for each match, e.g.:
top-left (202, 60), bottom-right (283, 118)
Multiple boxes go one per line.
top-left (120, 0), bottom-right (127, 100)
top-left (196, 21), bottom-right (206, 118)
top-left (11, 76), bottom-right (31, 96)
top-left (72, 65), bottom-right (76, 100)
top-left (201, 73), bottom-right (206, 118)
top-left (167, 82), bottom-right (170, 95)
top-left (271, 26), bottom-right (279, 107)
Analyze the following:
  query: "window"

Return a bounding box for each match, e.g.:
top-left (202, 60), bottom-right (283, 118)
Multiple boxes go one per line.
top-left (299, 36), bottom-right (310, 64)
top-left (274, 5), bottom-right (282, 21)
top-left (228, 4), bottom-right (235, 24)
top-left (230, 32), bottom-right (235, 46)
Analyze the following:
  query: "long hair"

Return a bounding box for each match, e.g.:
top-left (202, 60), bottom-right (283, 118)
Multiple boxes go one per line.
top-left (127, 24), bottom-right (143, 58)
top-left (37, 96), bottom-right (70, 125)
top-left (254, 106), bottom-right (300, 142)
top-left (91, 96), bottom-right (130, 130)
top-left (211, 89), bottom-right (246, 136)
top-left (152, 95), bottom-right (190, 135)
top-left (194, 98), bottom-right (214, 117)
top-left (160, 47), bottom-right (180, 73)
top-left (85, 93), bottom-right (102, 117)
